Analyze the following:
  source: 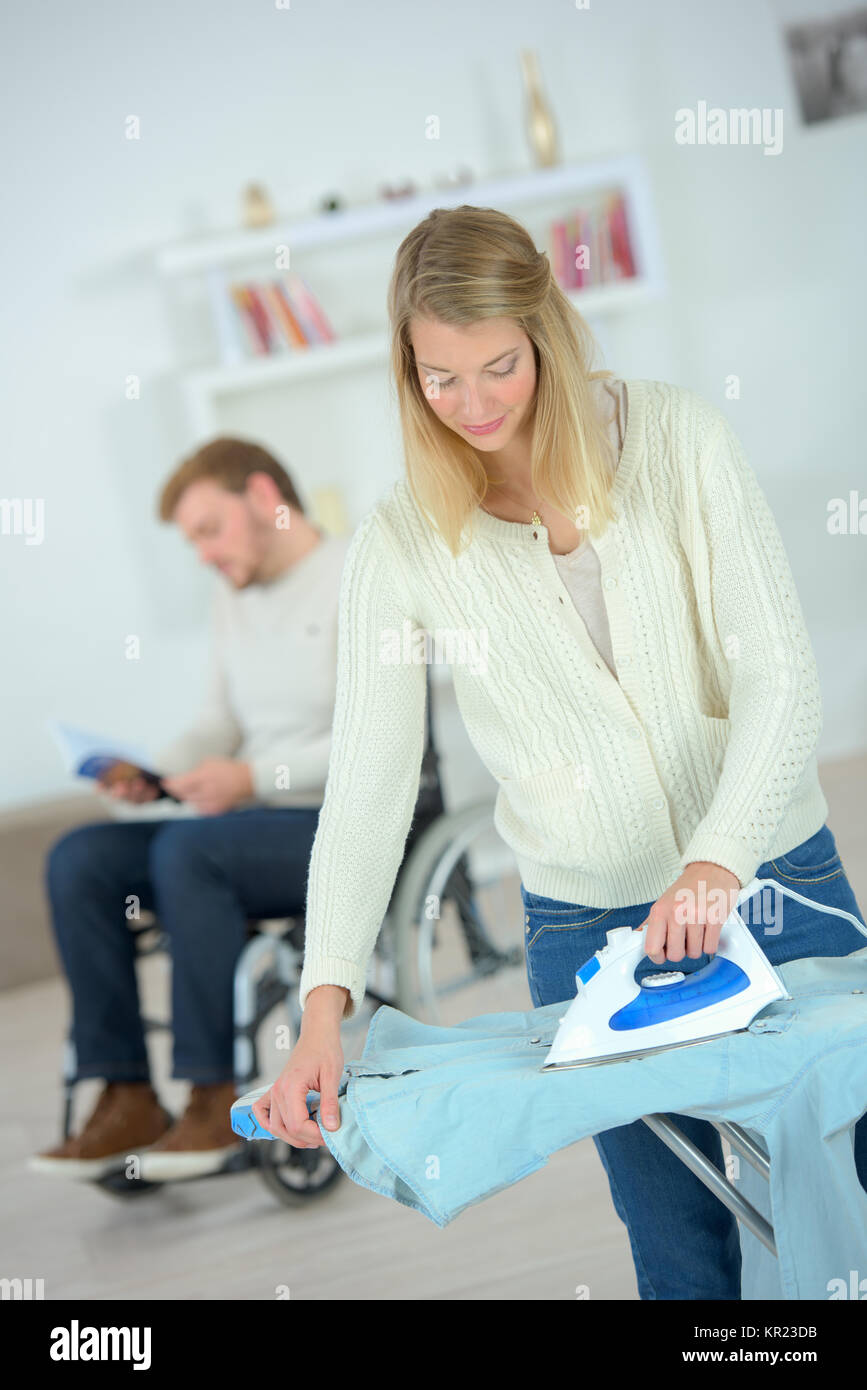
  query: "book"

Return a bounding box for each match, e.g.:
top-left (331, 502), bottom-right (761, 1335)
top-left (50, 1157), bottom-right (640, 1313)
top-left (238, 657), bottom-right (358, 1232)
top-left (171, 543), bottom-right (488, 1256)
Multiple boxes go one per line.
top-left (270, 282), bottom-right (309, 347)
top-left (549, 188), bottom-right (638, 295)
top-left (222, 275), bottom-right (337, 355)
top-left (279, 274), bottom-right (323, 343)
top-left (286, 272), bottom-right (336, 343)
top-left (550, 218), bottom-right (568, 287)
top-left (46, 720), bottom-right (169, 796)
top-left (230, 286), bottom-right (267, 355)
top-left (572, 209), bottom-right (587, 288)
top-left (608, 192), bottom-right (637, 278)
top-left (244, 286), bottom-right (276, 353)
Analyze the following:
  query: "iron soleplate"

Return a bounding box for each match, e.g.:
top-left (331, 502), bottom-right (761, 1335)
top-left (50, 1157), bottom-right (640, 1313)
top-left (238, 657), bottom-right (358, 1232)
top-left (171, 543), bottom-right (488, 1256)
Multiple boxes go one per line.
top-left (540, 1024), bottom-right (753, 1070)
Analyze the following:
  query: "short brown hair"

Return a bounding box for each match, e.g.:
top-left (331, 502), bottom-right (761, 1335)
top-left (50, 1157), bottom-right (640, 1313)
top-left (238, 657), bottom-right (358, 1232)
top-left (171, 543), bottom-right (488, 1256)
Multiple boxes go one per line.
top-left (157, 436), bottom-right (305, 521)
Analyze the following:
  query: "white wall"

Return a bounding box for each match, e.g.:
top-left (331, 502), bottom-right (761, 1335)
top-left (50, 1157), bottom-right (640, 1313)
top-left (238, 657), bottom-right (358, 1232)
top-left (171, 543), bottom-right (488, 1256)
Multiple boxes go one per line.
top-left (1, 0), bottom-right (864, 811)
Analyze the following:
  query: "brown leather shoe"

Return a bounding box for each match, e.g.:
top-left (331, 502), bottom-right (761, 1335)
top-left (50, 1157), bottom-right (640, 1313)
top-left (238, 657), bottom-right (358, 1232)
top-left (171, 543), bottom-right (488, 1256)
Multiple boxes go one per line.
top-left (138, 1082), bottom-right (244, 1181)
top-left (29, 1082), bottom-right (173, 1180)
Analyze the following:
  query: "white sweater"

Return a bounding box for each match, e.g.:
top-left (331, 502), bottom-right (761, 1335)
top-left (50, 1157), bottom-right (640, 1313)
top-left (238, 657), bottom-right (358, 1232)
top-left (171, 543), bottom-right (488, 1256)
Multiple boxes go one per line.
top-left (299, 377), bottom-right (828, 1019)
top-left (152, 532), bottom-right (351, 806)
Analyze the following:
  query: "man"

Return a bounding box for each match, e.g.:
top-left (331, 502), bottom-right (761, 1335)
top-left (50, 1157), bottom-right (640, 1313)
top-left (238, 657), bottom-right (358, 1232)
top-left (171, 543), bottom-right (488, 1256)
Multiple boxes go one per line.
top-left (30, 438), bottom-right (350, 1182)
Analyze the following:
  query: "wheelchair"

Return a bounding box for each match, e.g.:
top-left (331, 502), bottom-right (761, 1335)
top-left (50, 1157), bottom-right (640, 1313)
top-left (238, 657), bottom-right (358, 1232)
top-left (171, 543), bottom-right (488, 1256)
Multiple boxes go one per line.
top-left (58, 666), bottom-right (527, 1207)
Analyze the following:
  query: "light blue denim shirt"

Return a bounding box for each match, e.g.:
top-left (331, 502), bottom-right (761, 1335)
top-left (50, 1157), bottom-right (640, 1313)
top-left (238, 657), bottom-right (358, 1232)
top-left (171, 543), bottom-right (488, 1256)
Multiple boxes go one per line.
top-left (303, 948), bottom-right (867, 1301)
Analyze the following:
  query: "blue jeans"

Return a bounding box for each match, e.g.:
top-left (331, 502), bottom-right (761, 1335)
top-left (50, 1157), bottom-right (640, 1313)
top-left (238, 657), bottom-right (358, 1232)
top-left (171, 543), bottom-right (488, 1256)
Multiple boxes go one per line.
top-left (521, 822), bottom-right (867, 1300)
top-left (46, 807), bottom-right (320, 1084)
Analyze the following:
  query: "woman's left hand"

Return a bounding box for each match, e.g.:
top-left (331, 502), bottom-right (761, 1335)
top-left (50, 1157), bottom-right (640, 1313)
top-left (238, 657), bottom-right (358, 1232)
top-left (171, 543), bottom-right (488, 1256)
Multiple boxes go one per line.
top-left (642, 862), bottom-right (741, 964)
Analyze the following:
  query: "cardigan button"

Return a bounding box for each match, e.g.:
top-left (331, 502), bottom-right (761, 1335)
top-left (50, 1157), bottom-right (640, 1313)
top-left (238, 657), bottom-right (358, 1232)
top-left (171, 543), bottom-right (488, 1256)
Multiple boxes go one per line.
top-left (604, 577), bottom-right (617, 589)
top-left (651, 796), bottom-right (665, 810)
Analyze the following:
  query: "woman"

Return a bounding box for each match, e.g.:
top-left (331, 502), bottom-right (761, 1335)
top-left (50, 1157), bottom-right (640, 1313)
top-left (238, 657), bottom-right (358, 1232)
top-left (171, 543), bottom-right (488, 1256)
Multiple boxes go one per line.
top-left (254, 205), bottom-right (867, 1299)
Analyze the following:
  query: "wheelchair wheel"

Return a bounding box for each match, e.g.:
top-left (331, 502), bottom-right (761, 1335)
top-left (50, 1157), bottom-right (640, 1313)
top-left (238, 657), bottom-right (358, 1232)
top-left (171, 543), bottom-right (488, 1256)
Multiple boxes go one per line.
top-left (389, 799), bottom-right (527, 1024)
top-left (91, 1171), bottom-right (163, 1198)
top-left (252, 1139), bottom-right (343, 1205)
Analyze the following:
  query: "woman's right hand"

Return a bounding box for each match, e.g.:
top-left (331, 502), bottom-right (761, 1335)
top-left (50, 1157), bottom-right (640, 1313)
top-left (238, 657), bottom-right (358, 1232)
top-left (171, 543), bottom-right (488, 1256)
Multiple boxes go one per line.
top-left (252, 992), bottom-right (347, 1147)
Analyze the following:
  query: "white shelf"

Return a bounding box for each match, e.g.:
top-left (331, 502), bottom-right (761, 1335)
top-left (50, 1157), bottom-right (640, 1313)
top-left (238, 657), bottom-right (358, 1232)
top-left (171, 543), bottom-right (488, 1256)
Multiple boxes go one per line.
top-left (186, 330), bottom-right (390, 395)
top-left (155, 154), bottom-right (651, 277)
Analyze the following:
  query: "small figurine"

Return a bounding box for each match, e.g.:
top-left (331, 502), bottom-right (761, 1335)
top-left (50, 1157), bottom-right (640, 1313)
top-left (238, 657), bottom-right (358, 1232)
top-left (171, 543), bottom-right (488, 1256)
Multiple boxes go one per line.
top-left (241, 183), bottom-right (276, 228)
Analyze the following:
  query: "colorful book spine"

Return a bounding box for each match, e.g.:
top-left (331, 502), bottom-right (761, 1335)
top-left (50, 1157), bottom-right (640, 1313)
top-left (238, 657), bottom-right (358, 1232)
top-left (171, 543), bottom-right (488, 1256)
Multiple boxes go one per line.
top-left (258, 284), bottom-right (294, 351)
top-left (267, 282), bottom-right (308, 347)
top-left (598, 205), bottom-right (614, 281)
top-left (283, 272), bottom-right (336, 344)
top-left (245, 286), bottom-right (275, 353)
top-left (224, 276), bottom-right (339, 357)
top-left (230, 286), bottom-right (267, 354)
top-left (608, 192), bottom-right (636, 279)
top-left (550, 218), bottom-right (569, 288)
top-left (571, 210), bottom-right (586, 289)
top-left (261, 280), bottom-right (301, 347)
top-left (565, 218), bottom-right (577, 288)
top-left (547, 186), bottom-right (643, 299)
top-left (279, 275), bottom-right (322, 343)
top-left (588, 205), bottom-right (602, 287)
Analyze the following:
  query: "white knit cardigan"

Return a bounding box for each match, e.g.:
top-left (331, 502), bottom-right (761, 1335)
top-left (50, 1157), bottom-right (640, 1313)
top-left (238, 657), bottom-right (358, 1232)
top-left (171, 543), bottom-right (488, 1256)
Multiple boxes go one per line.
top-left (300, 377), bottom-right (827, 1018)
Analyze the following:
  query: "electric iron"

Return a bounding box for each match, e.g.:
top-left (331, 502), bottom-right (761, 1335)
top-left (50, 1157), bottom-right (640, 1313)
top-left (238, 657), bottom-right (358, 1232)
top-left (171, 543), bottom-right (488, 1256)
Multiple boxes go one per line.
top-left (542, 876), bottom-right (803, 1071)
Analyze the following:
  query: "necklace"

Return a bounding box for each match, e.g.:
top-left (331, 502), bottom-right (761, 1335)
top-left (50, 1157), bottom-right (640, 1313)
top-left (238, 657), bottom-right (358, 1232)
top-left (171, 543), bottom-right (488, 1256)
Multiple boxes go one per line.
top-left (483, 482), bottom-right (544, 527)
top-left (483, 500), bottom-right (544, 526)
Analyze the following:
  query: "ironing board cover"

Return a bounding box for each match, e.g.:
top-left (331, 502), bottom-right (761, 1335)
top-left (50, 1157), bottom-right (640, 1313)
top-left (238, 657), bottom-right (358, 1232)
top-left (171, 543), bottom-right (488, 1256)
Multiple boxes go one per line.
top-left (301, 948), bottom-right (867, 1300)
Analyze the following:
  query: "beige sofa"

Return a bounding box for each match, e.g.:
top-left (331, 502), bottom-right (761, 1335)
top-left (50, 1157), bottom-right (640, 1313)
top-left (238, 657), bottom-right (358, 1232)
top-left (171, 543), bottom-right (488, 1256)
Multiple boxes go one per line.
top-left (0, 793), bottom-right (109, 991)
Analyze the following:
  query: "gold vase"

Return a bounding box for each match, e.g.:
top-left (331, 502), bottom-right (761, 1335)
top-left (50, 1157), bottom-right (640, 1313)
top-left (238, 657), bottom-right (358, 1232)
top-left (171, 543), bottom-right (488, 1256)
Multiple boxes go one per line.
top-left (520, 49), bottom-right (559, 167)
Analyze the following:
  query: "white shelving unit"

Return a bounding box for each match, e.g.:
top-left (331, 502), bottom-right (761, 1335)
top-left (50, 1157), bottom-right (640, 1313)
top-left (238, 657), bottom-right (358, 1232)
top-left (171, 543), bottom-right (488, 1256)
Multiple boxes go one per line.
top-left (153, 152), bottom-right (667, 437)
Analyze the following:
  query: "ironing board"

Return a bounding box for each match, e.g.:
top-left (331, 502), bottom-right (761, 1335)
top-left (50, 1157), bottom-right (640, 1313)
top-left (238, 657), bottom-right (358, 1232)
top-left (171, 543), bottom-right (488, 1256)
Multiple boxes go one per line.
top-left (286, 945), bottom-right (867, 1300)
top-left (640, 874), bottom-right (867, 1263)
top-left (233, 879), bottom-right (867, 1296)
top-left (643, 1115), bottom-right (775, 1253)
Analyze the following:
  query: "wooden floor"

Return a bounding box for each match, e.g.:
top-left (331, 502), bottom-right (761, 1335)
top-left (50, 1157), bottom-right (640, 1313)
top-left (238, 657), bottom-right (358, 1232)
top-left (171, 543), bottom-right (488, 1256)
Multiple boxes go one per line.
top-left (2, 965), bottom-right (636, 1301)
top-left (3, 754), bottom-right (864, 1300)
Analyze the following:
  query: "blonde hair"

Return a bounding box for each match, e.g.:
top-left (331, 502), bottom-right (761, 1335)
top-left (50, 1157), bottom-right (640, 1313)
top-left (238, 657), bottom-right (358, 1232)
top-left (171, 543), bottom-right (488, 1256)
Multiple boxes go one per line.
top-left (387, 204), bottom-right (618, 558)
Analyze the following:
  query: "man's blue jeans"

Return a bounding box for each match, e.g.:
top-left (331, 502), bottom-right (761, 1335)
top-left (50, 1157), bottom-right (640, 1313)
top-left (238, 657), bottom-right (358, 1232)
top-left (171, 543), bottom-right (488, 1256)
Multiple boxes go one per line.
top-left (46, 807), bottom-right (320, 1084)
top-left (521, 823), bottom-right (867, 1300)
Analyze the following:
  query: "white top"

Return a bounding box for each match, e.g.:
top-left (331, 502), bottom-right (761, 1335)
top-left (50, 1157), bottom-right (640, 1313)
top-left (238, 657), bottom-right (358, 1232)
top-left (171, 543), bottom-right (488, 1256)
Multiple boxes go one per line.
top-left (550, 377), bottom-right (627, 679)
top-left (298, 376), bottom-right (828, 1019)
top-left (151, 532), bottom-right (352, 806)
